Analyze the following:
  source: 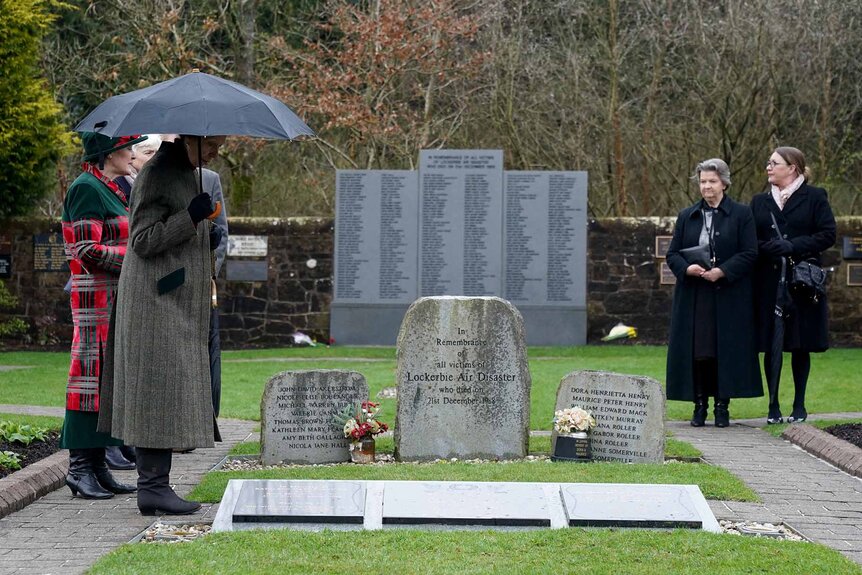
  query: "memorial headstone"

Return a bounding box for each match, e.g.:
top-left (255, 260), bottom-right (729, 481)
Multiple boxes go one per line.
top-left (554, 370), bottom-right (664, 463)
top-left (395, 296), bottom-right (531, 461)
top-left (261, 370), bottom-right (369, 465)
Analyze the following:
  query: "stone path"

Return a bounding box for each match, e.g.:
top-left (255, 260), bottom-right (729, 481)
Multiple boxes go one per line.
top-left (670, 418), bottom-right (862, 566)
top-left (0, 407), bottom-right (255, 575)
top-left (0, 404), bottom-right (860, 572)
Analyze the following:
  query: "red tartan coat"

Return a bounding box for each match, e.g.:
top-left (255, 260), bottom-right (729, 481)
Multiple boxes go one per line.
top-left (62, 172), bottom-right (128, 412)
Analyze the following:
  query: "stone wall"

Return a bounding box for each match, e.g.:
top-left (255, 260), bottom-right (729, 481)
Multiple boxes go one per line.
top-left (1, 216), bottom-right (860, 348)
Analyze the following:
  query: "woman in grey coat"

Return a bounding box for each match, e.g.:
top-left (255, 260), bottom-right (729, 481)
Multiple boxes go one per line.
top-left (100, 134), bottom-right (225, 515)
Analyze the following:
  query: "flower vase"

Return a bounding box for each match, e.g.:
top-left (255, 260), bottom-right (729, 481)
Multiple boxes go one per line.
top-left (552, 431), bottom-right (592, 462)
top-left (349, 437), bottom-right (375, 464)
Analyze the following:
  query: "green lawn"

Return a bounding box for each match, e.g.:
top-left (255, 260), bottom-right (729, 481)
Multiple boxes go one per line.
top-left (761, 417), bottom-right (862, 438)
top-left (89, 528), bottom-right (862, 575)
top-left (3, 346), bottom-right (860, 426)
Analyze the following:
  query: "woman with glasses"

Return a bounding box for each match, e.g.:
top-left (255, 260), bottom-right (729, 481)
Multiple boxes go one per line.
top-left (666, 159), bottom-right (761, 428)
top-left (751, 147), bottom-right (836, 424)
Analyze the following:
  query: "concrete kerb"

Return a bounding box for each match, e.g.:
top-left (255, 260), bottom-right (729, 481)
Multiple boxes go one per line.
top-left (0, 449), bottom-right (67, 520)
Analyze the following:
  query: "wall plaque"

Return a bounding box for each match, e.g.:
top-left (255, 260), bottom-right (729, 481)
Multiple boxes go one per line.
top-left (228, 235), bottom-right (268, 257)
top-left (848, 263), bottom-right (862, 287)
top-left (655, 236), bottom-right (672, 259)
top-left (659, 261), bottom-right (675, 285)
top-left (842, 237), bottom-right (862, 260)
top-left (0, 255), bottom-right (10, 278)
top-left (32, 233), bottom-right (68, 272)
top-left (226, 260), bottom-right (268, 282)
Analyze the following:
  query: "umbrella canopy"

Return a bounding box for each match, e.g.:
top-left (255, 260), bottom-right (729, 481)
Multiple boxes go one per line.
top-left (74, 71), bottom-right (314, 139)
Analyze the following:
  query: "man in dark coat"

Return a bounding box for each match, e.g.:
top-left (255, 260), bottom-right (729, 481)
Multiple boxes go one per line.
top-left (666, 159), bottom-right (762, 428)
top-left (751, 146), bottom-right (836, 424)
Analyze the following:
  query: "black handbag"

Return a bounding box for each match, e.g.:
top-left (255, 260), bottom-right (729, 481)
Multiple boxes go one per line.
top-left (790, 259), bottom-right (828, 303)
top-left (679, 244), bottom-right (712, 269)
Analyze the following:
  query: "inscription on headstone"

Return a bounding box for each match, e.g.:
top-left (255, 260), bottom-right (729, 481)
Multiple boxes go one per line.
top-left (554, 370), bottom-right (664, 463)
top-left (261, 370), bottom-right (369, 465)
top-left (503, 172), bottom-right (586, 304)
top-left (395, 296), bottom-right (531, 461)
top-left (419, 150), bottom-right (504, 296)
top-left (335, 170), bottom-right (418, 303)
top-left (32, 233), bottom-right (68, 272)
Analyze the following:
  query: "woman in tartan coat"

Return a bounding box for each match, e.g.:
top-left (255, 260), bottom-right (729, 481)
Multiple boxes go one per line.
top-left (60, 132), bottom-right (146, 499)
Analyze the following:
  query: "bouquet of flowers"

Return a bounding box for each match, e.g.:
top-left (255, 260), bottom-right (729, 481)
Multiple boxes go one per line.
top-left (333, 401), bottom-right (389, 442)
top-left (553, 406), bottom-right (596, 434)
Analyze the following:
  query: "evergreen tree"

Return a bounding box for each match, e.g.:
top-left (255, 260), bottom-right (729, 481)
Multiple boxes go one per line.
top-left (0, 0), bottom-right (74, 218)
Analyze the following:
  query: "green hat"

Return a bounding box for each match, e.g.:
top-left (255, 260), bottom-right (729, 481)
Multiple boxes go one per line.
top-left (82, 133), bottom-right (148, 163)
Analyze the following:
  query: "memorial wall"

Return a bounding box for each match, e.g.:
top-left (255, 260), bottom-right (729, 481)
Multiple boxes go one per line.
top-left (331, 150), bottom-right (589, 345)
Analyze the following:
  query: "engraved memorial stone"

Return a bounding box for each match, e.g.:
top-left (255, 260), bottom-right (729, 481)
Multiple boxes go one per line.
top-left (419, 150), bottom-right (503, 296)
top-left (560, 484), bottom-right (712, 529)
top-left (842, 236), bottom-right (862, 260)
top-left (32, 233), bottom-right (68, 272)
top-left (232, 480), bottom-right (365, 524)
top-left (227, 235), bottom-right (268, 257)
top-left (554, 370), bottom-right (664, 463)
top-left (261, 370), bottom-right (369, 465)
top-left (382, 481), bottom-right (551, 526)
top-left (395, 296), bottom-right (531, 461)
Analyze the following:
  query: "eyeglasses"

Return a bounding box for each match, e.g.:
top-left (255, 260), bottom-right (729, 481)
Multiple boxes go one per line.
top-left (766, 160), bottom-right (789, 169)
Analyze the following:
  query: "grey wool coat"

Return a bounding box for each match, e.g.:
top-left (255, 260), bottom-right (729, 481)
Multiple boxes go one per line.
top-left (98, 140), bottom-right (217, 449)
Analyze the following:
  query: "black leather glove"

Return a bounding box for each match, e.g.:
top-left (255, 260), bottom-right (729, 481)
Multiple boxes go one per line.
top-left (187, 193), bottom-right (214, 225)
top-left (209, 225), bottom-right (223, 251)
top-left (762, 239), bottom-right (794, 256)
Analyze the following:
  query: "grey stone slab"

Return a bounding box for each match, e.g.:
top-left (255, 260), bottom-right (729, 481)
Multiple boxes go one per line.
top-left (232, 480), bottom-right (366, 524)
top-left (225, 259), bottom-right (268, 282)
top-left (260, 370), bottom-right (368, 465)
top-left (395, 296), bottom-right (531, 461)
top-left (560, 484), bottom-right (719, 531)
top-left (382, 481), bottom-right (551, 527)
top-left (554, 371), bottom-right (665, 463)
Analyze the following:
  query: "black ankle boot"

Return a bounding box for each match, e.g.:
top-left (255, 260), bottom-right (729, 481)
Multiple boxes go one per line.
top-left (105, 446), bottom-right (135, 470)
top-left (66, 449), bottom-right (114, 499)
top-left (690, 397), bottom-right (708, 427)
top-left (136, 447), bottom-right (201, 516)
top-left (787, 407), bottom-right (807, 423)
top-left (92, 449), bottom-right (137, 494)
top-left (714, 399), bottom-right (730, 428)
top-left (120, 445), bottom-right (137, 463)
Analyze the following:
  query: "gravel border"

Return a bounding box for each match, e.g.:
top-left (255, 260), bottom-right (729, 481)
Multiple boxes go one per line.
top-left (782, 424), bottom-right (862, 478)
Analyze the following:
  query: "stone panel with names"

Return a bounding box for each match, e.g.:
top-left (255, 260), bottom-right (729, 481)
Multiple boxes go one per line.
top-left (395, 296), bottom-right (531, 461)
top-left (503, 172), bottom-right (587, 305)
top-left (419, 150), bottom-right (503, 296)
top-left (335, 170), bottom-right (418, 303)
top-left (261, 370), bottom-right (368, 465)
top-left (227, 235), bottom-right (268, 257)
top-left (33, 233), bottom-right (68, 272)
top-left (554, 370), bottom-right (664, 463)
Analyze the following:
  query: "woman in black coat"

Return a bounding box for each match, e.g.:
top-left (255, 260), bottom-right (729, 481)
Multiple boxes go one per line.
top-left (751, 147), bottom-right (836, 424)
top-left (666, 159), bottom-right (762, 427)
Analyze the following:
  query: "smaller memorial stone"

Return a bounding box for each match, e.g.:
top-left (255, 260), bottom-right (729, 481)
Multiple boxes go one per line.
top-left (261, 370), bottom-right (369, 465)
top-left (233, 480), bottom-right (366, 524)
top-left (554, 370), bottom-right (664, 463)
top-left (395, 296), bottom-right (531, 461)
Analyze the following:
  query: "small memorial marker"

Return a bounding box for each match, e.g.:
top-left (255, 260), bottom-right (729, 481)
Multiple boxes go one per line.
top-left (261, 370), bottom-right (369, 465)
top-left (554, 370), bottom-right (664, 463)
top-left (395, 296), bottom-right (531, 461)
top-left (232, 480), bottom-right (365, 524)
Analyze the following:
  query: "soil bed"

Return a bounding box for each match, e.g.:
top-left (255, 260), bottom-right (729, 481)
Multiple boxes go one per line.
top-left (0, 432), bottom-right (62, 479)
top-left (824, 423), bottom-right (862, 449)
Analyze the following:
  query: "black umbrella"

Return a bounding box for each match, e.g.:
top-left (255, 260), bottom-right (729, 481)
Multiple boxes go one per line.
top-left (74, 70), bottom-right (315, 197)
top-left (767, 212), bottom-right (790, 422)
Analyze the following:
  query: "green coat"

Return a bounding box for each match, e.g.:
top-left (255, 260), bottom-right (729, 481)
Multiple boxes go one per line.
top-left (99, 140), bottom-right (216, 449)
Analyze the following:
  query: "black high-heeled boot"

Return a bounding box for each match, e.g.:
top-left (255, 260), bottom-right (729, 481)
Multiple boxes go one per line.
top-left (92, 449), bottom-right (137, 494)
top-left (105, 446), bottom-right (135, 470)
top-left (66, 449), bottom-right (114, 499)
top-left (690, 397), bottom-right (708, 427)
top-left (714, 398), bottom-right (730, 428)
top-left (136, 447), bottom-right (201, 516)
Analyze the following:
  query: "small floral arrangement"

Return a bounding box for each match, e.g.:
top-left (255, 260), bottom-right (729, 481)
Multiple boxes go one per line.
top-left (333, 401), bottom-right (389, 442)
top-left (553, 406), bottom-right (596, 434)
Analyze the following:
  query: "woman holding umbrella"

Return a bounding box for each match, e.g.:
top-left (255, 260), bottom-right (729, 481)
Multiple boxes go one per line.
top-left (751, 147), bottom-right (836, 424)
top-left (100, 134), bottom-right (225, 515)
top-left (666, 158), bottom-right (762, 428)
top-left (61, 132), bottom-right (144, 499)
